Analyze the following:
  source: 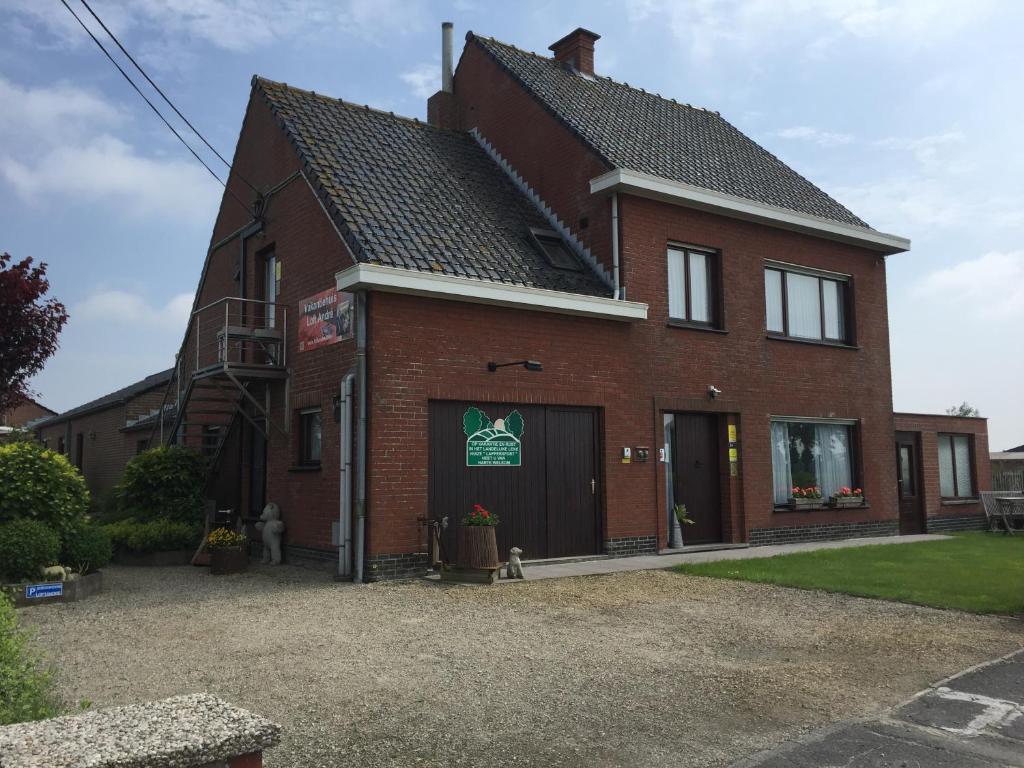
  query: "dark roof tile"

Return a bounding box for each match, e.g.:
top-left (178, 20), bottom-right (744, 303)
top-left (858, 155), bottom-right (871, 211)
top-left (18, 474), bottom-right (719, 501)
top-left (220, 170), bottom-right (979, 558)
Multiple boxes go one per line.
top-left (470, 34), bottom-right (870, 229)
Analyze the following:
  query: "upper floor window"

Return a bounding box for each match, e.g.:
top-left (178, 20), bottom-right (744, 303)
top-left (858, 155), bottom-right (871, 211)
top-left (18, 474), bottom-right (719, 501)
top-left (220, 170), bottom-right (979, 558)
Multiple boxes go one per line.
top-left (765, 263), bottom-right (851, 344)
top-left (938, 433), bottom-right (974, 498)
top-left (668, 245), bottom-right (719, 327)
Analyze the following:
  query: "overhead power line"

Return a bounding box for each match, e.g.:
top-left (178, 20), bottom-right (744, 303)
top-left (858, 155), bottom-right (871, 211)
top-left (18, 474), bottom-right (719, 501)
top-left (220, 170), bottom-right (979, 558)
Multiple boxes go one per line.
top-left (77, 0), bottom-right (260, 196)
top-left (58, 0), bottom-right (253, 216)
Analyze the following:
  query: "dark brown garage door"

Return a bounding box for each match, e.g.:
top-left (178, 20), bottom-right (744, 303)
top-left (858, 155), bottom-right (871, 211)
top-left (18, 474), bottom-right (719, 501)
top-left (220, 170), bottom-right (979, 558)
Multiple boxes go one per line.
top-left (428, 401), bottom-right (601, 562)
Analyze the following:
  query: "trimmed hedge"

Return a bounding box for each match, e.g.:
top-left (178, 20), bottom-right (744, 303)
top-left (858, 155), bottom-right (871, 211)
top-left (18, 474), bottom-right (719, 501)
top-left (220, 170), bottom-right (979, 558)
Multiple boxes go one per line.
top-left (103, 518), bottom-right (201, 554)
top-left (0, 442), bottom-right (89, 541)
top-left (0, 594), bottom-right (61, 725)
top-left (0, 519), bottom-right (61, 583)
top-left (61, 523), bottom-right (113, 574)
top-left (115, 446), bottom-right (206, 525)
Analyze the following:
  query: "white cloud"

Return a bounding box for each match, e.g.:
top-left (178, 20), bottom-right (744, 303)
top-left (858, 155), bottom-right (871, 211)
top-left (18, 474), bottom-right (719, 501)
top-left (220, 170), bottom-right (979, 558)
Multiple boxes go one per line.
top-left (912, 251), bottom-right (1024, 320)
top-left (3, 0), bottom-right (425, 55)
top-left (400, 62), bottom-right (438, 99)
top-left (75, 289), bottom-right (194, 330)
top-left (776, 125), bottom-right (854, 147)
top-left (626, 0), bottom-right (996, 60)
top-left (0, 76), bottom-right (221, 222)
top-left (874, 130), bottom-right (966, 165)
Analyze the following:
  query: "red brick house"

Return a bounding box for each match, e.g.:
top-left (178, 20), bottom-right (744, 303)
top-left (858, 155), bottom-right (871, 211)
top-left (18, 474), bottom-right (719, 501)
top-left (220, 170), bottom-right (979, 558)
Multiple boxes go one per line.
top-left (159, 25), bottom-right (988, 580)
top-left (0, 398), bottom-right (55, 429)
top-left (35, 369), bottom-right (172, 498)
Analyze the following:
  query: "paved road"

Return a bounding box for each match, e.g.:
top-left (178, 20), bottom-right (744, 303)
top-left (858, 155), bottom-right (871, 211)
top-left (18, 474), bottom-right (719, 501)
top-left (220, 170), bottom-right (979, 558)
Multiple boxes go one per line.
top-left (736, 649), bottom-right (1024, 767)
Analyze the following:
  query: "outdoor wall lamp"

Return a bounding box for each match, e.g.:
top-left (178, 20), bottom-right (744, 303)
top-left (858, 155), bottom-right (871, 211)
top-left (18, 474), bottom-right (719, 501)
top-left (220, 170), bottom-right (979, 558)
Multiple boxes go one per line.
top-left (487, 360), bottom-right (543, 372)
top-left (708, 385), bottom-right (722, 399)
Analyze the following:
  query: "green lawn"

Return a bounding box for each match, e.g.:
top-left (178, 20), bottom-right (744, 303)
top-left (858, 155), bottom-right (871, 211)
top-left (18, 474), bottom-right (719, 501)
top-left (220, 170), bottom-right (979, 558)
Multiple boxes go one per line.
top-left (673, 533), bottom-right (1024, 615)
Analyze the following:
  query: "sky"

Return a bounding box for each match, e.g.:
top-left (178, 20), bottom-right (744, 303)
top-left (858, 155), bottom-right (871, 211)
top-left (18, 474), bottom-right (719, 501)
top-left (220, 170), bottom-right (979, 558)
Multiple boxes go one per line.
top-left (1, 0), bottom-right (1021, 449)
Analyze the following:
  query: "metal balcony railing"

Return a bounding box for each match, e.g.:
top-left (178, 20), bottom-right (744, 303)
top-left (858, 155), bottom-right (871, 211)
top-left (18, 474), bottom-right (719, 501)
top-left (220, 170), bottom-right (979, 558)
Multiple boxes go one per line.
top-left (190, 297), bottom-right (287, 375)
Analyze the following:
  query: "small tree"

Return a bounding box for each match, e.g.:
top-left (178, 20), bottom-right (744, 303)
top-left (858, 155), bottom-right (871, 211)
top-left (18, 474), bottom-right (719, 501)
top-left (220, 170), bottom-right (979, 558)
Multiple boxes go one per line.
top-left (0, 253), bottom-right (68, 413)
top-left (115, 445), bottom-right (207, 525)
top-left (946, 402), bottom-right (981, 417)
top-left (0, 442), bottom-right (89, 540)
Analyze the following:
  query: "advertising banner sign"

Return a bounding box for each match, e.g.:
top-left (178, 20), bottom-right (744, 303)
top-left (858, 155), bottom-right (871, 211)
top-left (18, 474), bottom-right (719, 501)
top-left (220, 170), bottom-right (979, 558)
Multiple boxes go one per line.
top-left (463, 406), bottom-right (524, 467)
top-left (298, 288), bottom-right (353, 352)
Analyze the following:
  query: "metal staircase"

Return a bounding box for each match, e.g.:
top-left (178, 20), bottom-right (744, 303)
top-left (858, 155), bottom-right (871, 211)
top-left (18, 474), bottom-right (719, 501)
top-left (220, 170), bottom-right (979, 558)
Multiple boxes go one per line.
top-left (151, 297), bottom-right (289, 466)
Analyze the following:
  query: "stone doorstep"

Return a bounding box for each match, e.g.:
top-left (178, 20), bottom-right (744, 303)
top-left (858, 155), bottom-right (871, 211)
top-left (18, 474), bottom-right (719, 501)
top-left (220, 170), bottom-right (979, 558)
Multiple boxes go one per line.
top-left (658, 542), bottom-right (750, 555)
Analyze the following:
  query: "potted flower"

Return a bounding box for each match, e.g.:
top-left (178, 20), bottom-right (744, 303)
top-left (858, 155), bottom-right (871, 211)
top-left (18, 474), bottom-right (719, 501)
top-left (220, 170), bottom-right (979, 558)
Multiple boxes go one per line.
top-left (456, 503), bottom-right (500, 570)
top-left (790, 486), bottom-right (822, 510)
top-left (207, 527), bottom-right (248, 574)
top-left (667, 503), bottom-right (695, 549)
top-left (830, 487), bottom-right (864, 508)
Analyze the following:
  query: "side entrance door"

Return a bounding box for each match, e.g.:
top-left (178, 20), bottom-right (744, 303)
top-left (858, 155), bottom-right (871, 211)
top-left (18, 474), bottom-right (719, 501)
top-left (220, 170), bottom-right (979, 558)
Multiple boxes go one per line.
top-left (670, 413), bottom-right (722, 545)
top-left (429, 401), bottom-right (600, 562)
top-left (895, 431), bottom-right (924, 534)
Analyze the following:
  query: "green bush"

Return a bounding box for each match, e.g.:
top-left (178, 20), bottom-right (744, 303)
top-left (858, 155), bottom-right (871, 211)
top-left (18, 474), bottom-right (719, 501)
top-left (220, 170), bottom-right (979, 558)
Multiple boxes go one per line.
top-left (103, 518), bottom-right (201, 554)
top-left (61, 523), bottom-right (112, 574)
top-left (0, 519), bottom-right (61, 583)
top-left (0, 442), bottom-right (89, 540)
top-left (115, 446), bottom-right (206, 525)
top-left (0, 594), bottom-right (62, 725)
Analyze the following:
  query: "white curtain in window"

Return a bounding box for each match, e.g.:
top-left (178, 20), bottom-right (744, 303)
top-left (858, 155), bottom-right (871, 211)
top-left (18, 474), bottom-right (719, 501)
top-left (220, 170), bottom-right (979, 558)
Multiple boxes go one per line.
top-left (938, 436), bottom-right (956, 497)
top-left (813, 423), bottom-right (852, 497)
top-left (822, 279), bottom-right (843, 340)
top-left (953, 435), bottom-right (972, 497)
top-left (771, 421), bottom-right (792, 504)
top-left (765, 269), bottom-right (784, 332)
top-left (689, 251), bottom-right (709, 322)
top-left (667, 249), bottom-right (686, 319)
top-left (787, 273), bottom-right (821, 339)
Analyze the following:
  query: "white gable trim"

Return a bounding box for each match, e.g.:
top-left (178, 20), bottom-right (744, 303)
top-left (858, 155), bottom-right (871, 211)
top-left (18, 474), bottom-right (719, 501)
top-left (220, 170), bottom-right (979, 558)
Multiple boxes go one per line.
top-left (590, 168), bottom-right (911, 255)
top-left (335, 263), bottom-right (647, 321)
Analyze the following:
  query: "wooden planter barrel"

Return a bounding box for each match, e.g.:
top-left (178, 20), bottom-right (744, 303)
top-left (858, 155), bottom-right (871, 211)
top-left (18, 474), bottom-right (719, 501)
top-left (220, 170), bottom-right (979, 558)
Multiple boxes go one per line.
top-left (209, 548), bottom-right (248, 575)
top-left (456, 525), bottom-right (499, 569)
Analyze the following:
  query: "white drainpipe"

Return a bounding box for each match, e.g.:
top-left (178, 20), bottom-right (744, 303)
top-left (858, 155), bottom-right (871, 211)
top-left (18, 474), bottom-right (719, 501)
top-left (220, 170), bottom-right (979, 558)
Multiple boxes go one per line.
top-left (611, 192), bottom-right (622, 299)
top-left (337, 373), bottom-right (355, 579)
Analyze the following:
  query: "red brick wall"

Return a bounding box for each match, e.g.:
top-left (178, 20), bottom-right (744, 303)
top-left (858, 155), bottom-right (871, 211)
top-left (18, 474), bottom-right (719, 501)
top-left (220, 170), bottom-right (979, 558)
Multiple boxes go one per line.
top-left (894, 413), bottom-right (990, 520)
top-left (184, 90), bottom-right (356, 551)
top-left (1, 401), bottom-right (54, 427)
top-left (365, 196), bottom-right (898, 555)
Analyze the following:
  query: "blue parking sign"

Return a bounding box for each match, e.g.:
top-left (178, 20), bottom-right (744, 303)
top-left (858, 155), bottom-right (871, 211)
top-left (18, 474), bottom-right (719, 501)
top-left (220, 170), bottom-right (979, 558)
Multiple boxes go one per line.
top-left (25, 583), bottom-right (63, 599)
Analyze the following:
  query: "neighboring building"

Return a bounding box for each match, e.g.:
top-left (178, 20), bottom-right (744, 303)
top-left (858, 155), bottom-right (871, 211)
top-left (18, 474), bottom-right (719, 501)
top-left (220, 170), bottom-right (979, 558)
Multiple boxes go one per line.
top-left (155, 24), bottom-right (986, 580)
top-left (0, 398), bottom-right (56, 428)
top-left (35, 370), bottom-right (173, 498)
top-left (991, 443), bottom-right (1024, 490)
top-left (893, 413), bottom-right (990, 533)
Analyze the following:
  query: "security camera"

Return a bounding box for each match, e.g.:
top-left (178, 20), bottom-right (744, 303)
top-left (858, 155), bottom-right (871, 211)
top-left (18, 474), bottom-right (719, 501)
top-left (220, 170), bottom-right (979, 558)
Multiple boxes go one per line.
top-left (708, 385), bottom-right (722, 399)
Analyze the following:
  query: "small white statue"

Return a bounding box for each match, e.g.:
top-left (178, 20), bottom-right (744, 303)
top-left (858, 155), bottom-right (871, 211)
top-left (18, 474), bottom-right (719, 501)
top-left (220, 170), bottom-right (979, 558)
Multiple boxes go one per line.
top-left (255, 502), bottom-right (285, 565)
top-left (506, 547), bottom-right (525, 580)
top-left (39, 565), bottom-right (67, 582)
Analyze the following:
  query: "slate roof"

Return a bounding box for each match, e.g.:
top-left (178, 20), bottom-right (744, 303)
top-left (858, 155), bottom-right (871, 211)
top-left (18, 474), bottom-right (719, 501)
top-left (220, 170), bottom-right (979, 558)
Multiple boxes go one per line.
top-left (469, 34), bottom-right (870, 229)
top-left (34, 369), bottom-right (173, 429)
top-left (253, 78), bottom-right (612, 297)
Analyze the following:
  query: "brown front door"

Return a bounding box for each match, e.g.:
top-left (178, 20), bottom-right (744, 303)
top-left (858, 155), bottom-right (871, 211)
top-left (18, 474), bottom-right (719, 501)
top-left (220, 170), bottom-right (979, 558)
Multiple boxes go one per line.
top-left (895, 431), bottom-right (924, 534)
top-left (429, 401), bottom-right (601, 562)
top-left (671, 413), bottom-right (722, 545)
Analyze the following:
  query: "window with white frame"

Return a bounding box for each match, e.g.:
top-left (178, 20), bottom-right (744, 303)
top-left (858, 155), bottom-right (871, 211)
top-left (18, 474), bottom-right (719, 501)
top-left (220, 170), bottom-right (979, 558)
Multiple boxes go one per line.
top-left (765, 263), bottom-right (850, 343)
top-left (937, 433), bottom-right (974, 498)
top-left (668, 245), bottom-right (718, 327)
top-left (770, 419), bottom-right (856, 504)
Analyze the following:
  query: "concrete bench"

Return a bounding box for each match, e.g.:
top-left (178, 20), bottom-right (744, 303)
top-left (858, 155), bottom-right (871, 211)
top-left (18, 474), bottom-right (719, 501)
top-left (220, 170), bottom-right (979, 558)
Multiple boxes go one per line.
top-left (0, 693), bottom-right (281, 768)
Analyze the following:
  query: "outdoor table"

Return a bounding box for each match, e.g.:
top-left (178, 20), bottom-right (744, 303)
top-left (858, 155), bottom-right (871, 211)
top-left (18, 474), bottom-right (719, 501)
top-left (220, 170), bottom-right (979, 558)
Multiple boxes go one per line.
top-left (995, 496), bottom-right (1024, 535)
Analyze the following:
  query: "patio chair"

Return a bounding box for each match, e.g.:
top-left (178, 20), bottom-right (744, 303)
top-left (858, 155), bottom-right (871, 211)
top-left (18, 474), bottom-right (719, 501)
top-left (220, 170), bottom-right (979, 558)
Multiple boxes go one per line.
top-left (980, 490), bottom-right (1024, 533)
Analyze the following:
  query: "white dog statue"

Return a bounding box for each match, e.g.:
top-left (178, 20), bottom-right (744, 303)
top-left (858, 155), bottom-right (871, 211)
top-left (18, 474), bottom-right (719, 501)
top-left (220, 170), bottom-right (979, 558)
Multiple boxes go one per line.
top-left (255, 502), bottom-right (285, 565)
top-left (506, 547), bottom-right (525, 580)
top-left (39, 565), bottom-right (67, 582)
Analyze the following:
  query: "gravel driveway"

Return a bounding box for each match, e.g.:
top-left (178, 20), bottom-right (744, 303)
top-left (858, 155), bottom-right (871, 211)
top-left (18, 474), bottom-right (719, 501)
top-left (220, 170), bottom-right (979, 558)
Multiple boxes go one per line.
top-left (21, 565), bottom-right (1023, 767)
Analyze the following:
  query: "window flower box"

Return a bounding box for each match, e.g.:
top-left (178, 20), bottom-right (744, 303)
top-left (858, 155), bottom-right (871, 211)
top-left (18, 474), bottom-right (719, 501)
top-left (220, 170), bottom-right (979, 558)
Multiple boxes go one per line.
top-left (790, 498), bottom-right (821, 511)
top-left (789, 486), bottom-right (822, 510)
top-left (830, 487), bottom-right (864, 508)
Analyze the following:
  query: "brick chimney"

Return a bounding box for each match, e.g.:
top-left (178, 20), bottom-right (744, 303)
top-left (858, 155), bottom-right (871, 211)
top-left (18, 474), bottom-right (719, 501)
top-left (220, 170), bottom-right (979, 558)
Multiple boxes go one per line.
top-left (427, 22), bottom-right (458, 129)
top-left (548, 28), bottom-right (600, 75)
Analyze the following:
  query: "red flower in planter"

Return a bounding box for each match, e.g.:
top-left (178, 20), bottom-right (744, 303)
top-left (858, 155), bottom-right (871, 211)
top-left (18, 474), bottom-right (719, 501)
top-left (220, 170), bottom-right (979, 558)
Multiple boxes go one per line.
top-left (464, 503), bottom-right (499, 526)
